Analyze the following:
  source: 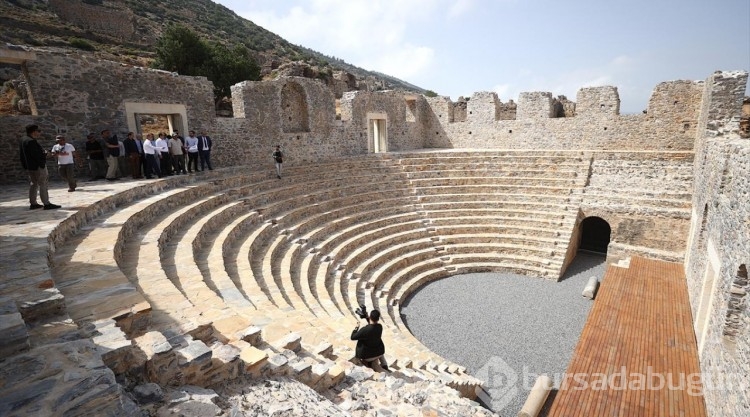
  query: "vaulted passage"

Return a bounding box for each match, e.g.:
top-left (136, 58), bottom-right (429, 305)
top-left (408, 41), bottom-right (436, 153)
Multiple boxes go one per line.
top-left (579, 216), bottom-right (611, 254)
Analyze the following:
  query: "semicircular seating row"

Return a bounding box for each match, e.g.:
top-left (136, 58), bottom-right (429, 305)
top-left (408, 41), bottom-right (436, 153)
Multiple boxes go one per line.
top-left (49, 150), bottom-right (591, 394)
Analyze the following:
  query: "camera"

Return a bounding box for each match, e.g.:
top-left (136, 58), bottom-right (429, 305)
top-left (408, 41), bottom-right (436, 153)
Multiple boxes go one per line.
top-left (355, 304), bottom-right (368, 320)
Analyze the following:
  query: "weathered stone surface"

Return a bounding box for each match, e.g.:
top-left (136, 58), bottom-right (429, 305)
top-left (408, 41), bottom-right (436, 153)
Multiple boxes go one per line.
top-left (0, 340), bottom-right (136, 416)
top-left (133, 382), bottom-right (164, 404)
top-left (0, 311), bottom-right (29, 357)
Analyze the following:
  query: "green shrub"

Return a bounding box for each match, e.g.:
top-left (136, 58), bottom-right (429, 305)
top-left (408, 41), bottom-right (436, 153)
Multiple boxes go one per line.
top-left (69, 37), bottom-right (95, 51)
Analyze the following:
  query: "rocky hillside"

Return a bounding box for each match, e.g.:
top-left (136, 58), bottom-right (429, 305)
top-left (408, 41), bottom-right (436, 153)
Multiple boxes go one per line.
top-left (0, 0), bottom-right (425, 96)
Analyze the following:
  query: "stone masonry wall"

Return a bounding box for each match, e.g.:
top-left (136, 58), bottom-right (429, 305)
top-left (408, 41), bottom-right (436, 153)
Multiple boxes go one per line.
top-left (48, 0), bottom-right (137, 41)
top-left (1, 49), bottom-right (215, 183)
top-left (686, 139), bottom-right (750, 417)
top-left (684, 70), bottom-right (749, 417)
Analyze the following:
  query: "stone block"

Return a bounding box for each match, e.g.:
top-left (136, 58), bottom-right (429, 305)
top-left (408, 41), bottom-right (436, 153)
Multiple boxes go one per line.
top-left (239, 346), bottom-right (268, 376)
top-left (0, 312), bottom-right (30, 358)
top-left (266, 354), bottom-right (289, 376)
top-left (313, 342), bottom-right (334, 358)
top-left (239, 325), bottom-right (262, 346)
top-left (176, 339), bottom-right (212, 367)
top-left (273, 332), bottom-right (302, 352)
top-left (134, 331), bottom-right (172, 358)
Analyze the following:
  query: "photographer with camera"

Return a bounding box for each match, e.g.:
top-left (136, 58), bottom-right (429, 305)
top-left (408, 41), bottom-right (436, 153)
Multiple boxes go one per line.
top-left (351, 305), bottom-right (388, 372)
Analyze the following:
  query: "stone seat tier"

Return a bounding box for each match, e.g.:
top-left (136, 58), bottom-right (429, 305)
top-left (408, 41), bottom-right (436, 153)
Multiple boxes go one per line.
top-left (316, 226), bottom-right (434, 309)
top-left (416, 193), bottom-right (576, 209)
top-left (297, 212), bottom-right (425, 315)
top-left (426, 216), bottom-right (573, 235)
top-left (402, 167), bottom-right (583, 180)
top-left (408, 176), bottom-right (584, 189)
top-left (345, 238), bottom-right (442, 306)
top-left (581, 193), bottom-right (692, 210)
top-left (121, 194), bottom-right (254, 342)
top-left (173, 202), bottom-right (259, 318)
top-left (431, 224), bottom-right (569, 243)
top-left (398, 160), bottom-right (589, 172)
top-left (412, 183), bottom-right (577, 196)
top-left (51, 187), bottom-right (197, 335)
top-left (298, 222), bottom-right (431, 315)
top-left (393, 154), bottom-right (588, 165)
top-left (373, 245), bottom-right (561, 312)
top-left (583, 186), bottom-right (693, 200)
top-left (239, 188), bottom-right (422, 311)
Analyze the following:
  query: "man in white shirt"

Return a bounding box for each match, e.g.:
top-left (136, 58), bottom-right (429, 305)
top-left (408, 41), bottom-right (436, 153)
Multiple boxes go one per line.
top-left (154, 133), bottom-right (172, 176)
top-left (184, 130), bottom-right (199, 173)
top-left (143, 133), bottom-right (162, 179)
top-left (51, 135), bottom-right (77, 191)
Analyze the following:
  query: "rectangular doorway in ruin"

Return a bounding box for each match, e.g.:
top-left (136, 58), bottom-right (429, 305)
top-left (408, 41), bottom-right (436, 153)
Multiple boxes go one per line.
top-left (367, 113), bottom-right (388, 153)
top-left (695, 238), bottom-right (721, 355)
top-left (125, 102), bottom-right (188, 136)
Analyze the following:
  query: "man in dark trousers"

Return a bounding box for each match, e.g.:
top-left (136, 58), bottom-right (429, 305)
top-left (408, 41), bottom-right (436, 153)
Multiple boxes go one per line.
top-left (273, 145), bottom-right (283, 179)
top-left (197, 131), bottom-right (213, 171)
top-left (351, 309), bottom-right (388, 371)
top-left (84, 133), bottom-right (107, 180)
top-left (19, 124), bottom-right (60, 210)
top-left (123, 132), bottom-right (143, 179)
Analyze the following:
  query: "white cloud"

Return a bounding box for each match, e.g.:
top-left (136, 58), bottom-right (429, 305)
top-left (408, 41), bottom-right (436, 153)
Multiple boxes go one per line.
top-left (228, 0), bottom-right (473, 81)
top-left (502, 56), bottom-right (637, 101)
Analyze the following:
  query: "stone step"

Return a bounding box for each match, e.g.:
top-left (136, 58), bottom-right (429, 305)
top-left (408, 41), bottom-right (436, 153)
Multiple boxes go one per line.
top-left (0, 298), bottom-right (30, 358)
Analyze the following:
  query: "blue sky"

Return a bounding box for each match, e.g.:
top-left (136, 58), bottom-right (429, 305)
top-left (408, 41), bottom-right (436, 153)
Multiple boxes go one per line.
top-left (215, 0), bottom-right (749, 114)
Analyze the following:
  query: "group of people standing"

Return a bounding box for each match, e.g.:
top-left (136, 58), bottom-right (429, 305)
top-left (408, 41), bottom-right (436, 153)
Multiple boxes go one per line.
top-left (19, 124), bottom-right (215, 211)
top-left (20, 124), bottom-right (288, 213)
top-left (87, 129), bottom-right (214, 180)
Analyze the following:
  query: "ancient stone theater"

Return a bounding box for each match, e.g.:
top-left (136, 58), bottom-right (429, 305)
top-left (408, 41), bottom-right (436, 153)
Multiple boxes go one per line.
top-left (0, 46), bottom-right (747, 416)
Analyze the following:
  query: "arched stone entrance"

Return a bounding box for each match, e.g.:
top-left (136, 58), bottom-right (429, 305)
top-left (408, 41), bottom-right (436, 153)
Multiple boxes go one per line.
top-left (579, 216), bottom-right (611, 254)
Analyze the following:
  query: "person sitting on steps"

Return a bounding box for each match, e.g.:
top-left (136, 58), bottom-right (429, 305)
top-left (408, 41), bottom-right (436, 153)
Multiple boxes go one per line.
top-left (351, 309), bottom-right (389, 372)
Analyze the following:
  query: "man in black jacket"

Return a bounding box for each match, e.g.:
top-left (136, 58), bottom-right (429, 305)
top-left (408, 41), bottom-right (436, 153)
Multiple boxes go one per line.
top-left (19, 125), bottom-right (60, 210)
top-left (197, 131), bottom-right (213, 171)
top-left (351, 309), bottom-right (388, 371)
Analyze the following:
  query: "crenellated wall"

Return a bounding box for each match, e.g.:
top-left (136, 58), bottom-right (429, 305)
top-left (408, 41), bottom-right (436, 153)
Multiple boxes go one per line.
top-left (424, 83), bottom-right (705, 150)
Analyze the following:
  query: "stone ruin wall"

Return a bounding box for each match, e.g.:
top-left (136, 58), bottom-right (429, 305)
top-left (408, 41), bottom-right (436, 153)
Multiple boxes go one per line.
top-left (219, 78), bottom-right (426, 169)
top-left (424, 82), bottom-right (704, 151)
top-left (48, 0), bottom-right (136, 41)
top-left (682, 71), bottom-right (749, 417)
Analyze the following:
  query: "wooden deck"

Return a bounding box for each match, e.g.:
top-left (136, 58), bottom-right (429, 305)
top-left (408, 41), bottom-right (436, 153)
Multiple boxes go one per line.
top-left (547, 256), bottom-right (707, 417)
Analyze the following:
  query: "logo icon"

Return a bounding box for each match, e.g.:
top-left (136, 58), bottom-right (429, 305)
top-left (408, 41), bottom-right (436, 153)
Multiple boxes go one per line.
top-left (474, 356), bottom-right (519, 413)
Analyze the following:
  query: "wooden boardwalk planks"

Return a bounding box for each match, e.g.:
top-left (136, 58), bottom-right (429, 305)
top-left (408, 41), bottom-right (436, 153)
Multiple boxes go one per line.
top-left (547, 256), bottom-right (707, 417)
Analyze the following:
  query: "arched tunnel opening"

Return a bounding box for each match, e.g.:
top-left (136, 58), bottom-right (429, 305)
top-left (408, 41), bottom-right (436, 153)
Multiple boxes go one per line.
top-left (579, 216), bottom-right (611, 254)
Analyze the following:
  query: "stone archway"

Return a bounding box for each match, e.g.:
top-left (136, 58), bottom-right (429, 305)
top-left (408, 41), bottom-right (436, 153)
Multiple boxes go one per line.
top-left (579, 216), bottom-right (611, 254)
top-left (280, 82), bottom-right (310, 133)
